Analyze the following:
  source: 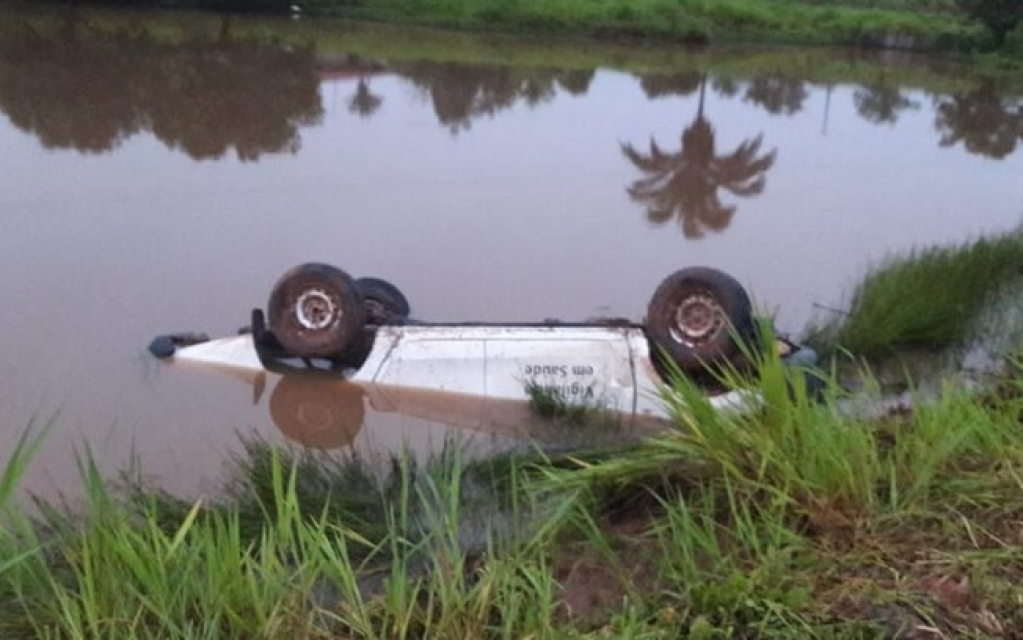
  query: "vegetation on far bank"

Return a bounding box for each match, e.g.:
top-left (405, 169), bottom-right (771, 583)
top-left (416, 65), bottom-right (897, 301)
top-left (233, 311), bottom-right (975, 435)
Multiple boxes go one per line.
top-left (14, 0), bottom-right (1023, 58)
top-left (8, 3), bottom-right (1015, 84)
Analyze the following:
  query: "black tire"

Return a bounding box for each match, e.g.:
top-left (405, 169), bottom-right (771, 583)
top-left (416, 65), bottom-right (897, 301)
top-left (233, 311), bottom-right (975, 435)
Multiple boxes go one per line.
top-left (269, 376), bottom-right (364, 449)
top-left (646, 267), bottom-right (756, 373)
top-left (267, 263), bottom-right (367, 358)
top-left (355, 277), bottom-right (410, 324)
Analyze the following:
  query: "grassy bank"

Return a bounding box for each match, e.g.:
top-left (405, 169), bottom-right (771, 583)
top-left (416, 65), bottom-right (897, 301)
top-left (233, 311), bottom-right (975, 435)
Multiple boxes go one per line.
top-left (307, 0), bottom-right (983, 49)
top-left (20, 0), bottom-right (1004, 53)
top-left (3, 345), bottom-right (1023, 637)
top-left (811, 229), bottom-right (1023, 358)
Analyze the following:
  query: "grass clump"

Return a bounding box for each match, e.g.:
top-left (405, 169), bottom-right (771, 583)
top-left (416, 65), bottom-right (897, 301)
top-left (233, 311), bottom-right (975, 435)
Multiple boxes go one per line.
top-left (527, 337), bottom-right (1023, 635)
top-left (812, 229), bottom-right (1023, 358)
top-left (0, 440), bottom-right (559, 639)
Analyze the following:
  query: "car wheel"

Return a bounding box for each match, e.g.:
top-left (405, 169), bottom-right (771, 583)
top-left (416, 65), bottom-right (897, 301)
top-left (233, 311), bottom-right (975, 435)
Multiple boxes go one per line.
top-left (267, 263), bottom-right (367, 358)
top-left (355, 277), bottom-right (410, 325)
top-left (269, 376), bottom-right (364, 449)
top-left (646, 267), bottom-right (756, 373)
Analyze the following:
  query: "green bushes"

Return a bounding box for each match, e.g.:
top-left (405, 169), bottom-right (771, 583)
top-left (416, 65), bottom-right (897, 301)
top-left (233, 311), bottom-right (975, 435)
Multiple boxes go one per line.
top-left (239, 0), bottom-right (983, 50)
top-left (18, 0), bottom-right (1008, 53)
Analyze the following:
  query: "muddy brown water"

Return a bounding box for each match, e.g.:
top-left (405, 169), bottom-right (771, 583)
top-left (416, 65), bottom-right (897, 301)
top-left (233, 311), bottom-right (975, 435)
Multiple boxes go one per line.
top-left (2, 7), bottom-right (1023, 498)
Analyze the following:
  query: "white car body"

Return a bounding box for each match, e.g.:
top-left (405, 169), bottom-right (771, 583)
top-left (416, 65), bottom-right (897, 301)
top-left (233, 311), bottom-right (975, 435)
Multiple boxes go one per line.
top-left (159, 265), bottom-right (819, 449)
top-left (172, 323), bottom-right (762, 424)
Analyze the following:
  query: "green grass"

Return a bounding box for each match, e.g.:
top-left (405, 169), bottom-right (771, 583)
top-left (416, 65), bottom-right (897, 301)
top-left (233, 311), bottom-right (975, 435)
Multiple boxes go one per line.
top-left (0, 424), bottom-right (49, 516)
top-left (0, 440), bottom-right (549, 638)
top-left (811, 229), bottom-right (1023, 358)
top-left (8, 0), bottom-right (1010, 57)
top-left (525, 341), bottom-right (1023, 635)
top-left (33, 0), bottom-right (992, 51)
top-left (3, 339), bottom-right (1023, 637)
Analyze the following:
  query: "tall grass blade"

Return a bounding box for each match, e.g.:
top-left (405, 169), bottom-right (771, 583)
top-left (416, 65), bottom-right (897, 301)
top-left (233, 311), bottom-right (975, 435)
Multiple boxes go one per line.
top-left (0, 422), bottom-right (50, 514)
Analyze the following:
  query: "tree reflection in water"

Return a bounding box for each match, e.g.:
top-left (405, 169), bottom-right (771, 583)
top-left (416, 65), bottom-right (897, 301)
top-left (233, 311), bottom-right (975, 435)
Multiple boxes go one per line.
top-left (0, 25), bottom-right (142, 153)
top-left (398, 61), bottom-right (593, 133)
top-left (934, 79), bottom-right (1023, 159)
top-left (854, 75), bottom-right (920, 126)
top-left (0, 15), bottom-right (324, 160)
top-left (4, 11), bottom-right (1022, 168)
top-left (622, 74), bottom-right (777, 239)
top-left (743, 74), bottom-right (807, 116)
top-left (638, 71), bottom-right (702, 99)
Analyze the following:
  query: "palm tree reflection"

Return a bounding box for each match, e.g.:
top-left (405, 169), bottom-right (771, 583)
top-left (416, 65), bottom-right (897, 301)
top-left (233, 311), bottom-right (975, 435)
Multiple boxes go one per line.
top-left (622, 74), bottom-right (777, 239)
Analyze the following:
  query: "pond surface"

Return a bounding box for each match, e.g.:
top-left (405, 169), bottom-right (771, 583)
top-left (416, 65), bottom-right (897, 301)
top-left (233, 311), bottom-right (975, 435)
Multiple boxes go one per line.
top-left (2, 6), bottom-right (1022, 498)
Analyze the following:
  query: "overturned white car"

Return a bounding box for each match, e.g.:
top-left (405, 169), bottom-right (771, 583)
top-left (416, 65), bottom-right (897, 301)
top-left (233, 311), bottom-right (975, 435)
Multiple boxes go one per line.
top-left (151, 264), bottom-right (817, 434)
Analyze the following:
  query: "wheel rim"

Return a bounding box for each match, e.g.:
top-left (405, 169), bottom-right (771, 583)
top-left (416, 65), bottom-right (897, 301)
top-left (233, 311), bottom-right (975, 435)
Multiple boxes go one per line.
top-left (669, 293), bottom-right (725, 347)
top-left (294, 289), bottom-right (339, 330)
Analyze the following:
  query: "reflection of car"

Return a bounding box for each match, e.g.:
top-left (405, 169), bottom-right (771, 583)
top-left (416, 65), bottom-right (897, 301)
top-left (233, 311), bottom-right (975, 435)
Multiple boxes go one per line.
top-left (153, 264), bottom-right (817, 430)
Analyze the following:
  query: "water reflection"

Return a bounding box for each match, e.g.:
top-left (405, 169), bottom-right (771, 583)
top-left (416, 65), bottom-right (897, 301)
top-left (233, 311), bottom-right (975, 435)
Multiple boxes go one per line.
top-left (743, 74), bottom-right (808, 116)
top-left (934, 79), bottom-right (1023, 159)
top-left (853, 74), bottom-right (920, 125)
top-left (399, 61), bottom-right (593, 132)
top-left (0, 16), bottom-right (323, 159)
top-left (622, 74), bottom-right (777, 239)
top-left (348, 78), bottom-right (383, 118)
top-left (3, 12), bottom-right (1023, 169)
top-left (258, 372), bottom-right (646, 454)
top-left (269, 376), bottom-right (365, 449)
top-left (638, 70), bottom-right (702, 98)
